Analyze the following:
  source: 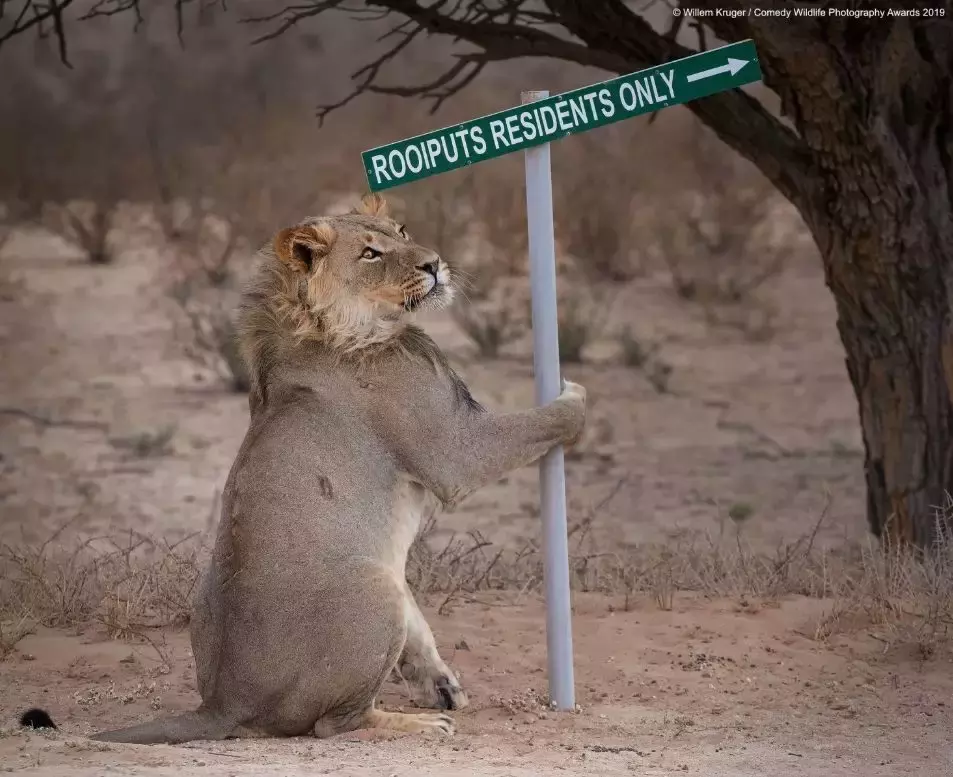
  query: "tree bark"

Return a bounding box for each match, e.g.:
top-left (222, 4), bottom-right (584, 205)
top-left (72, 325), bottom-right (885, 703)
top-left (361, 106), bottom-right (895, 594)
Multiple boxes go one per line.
top-left (747, 18), bottom-right (953, 545)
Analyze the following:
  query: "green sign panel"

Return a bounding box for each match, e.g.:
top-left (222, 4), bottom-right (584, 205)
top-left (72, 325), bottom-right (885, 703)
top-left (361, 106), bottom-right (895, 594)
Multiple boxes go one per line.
top-left (362, 39), bottom-right (762, 192)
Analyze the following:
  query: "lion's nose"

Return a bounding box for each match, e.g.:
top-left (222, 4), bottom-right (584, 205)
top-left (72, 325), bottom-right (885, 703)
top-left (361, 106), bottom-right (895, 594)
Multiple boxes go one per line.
top-left (417, 259), bottom-right (439, 278)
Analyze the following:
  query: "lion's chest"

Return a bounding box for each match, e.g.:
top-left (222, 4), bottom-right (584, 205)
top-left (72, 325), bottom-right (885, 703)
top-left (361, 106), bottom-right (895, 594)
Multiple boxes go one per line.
top-left (381, 476), bottom-right (434, 577)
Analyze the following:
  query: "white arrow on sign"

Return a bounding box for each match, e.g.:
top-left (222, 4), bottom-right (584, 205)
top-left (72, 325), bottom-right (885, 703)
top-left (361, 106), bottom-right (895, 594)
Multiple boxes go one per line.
top-left (685, 57), bottom-right (749, 83)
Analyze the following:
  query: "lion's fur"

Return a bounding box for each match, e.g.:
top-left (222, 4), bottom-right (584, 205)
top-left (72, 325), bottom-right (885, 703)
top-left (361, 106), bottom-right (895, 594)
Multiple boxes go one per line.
top-left (84, 193), bottom-right (586, 745)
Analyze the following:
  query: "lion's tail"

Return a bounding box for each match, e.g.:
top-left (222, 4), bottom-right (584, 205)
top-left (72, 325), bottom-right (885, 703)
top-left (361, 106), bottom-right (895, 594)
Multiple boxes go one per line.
top-left (90, 709), bottom-right (235, 745)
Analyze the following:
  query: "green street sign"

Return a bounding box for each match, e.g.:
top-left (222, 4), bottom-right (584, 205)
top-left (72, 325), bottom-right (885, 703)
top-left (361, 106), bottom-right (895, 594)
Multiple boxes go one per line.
top-left (362, 39), bottom-right (762, 192)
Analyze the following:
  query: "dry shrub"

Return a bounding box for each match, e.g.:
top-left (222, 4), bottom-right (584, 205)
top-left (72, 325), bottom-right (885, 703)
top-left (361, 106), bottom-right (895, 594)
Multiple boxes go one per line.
top-left (617, 326), bottom-right (673, 392)
top-left (41, 200), bottom-right (119, 265)
top-left (553, 129), bottom-right (643, 283)
top-left (0, 615), bottom-right (34, 659)
top-left (453, 285), bottom-right (532, 360)
top-left (657, 124), bottom-right (795, 300)
top-left (109, 424), bottom-right (178, 458)
top-left (406, 491), bottom-right (953, 656)
top-left (557, 286), bottom-right (610, 363)
top-left (815, 513), bottom-right (953, 655)
top-left (171, 276), bottom-right (251, 393)
top-left (154, 143), bottom-right (314, 394)
top-left (0, 52), bottom-right (148, 265)
top-left (468, 160), bottom-right (530, 274)
top-left (3, 501), bottom-right (952, 659)
top-left (0, 202), bottom-right (33, 257)
top-left (186, 304), bottom-right (250, 393)
top-left (0, 35), bottom-right (322, 390)
top-left (0, 529), bottom-right (203, 644)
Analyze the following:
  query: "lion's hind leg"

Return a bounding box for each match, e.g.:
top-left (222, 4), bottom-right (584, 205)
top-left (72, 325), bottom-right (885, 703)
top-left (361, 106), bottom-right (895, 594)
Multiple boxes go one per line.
top-left (312, 705), bottom-right (454, 738)
top-left (308, 565), bottom-right (455, 740)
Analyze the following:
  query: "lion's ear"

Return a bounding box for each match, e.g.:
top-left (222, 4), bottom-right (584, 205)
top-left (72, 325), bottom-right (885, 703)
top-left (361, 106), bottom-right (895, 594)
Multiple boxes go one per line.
top-left (273, 222), bottom-right (337, 273)
top-left (351, 192), bottom-right (389, 219)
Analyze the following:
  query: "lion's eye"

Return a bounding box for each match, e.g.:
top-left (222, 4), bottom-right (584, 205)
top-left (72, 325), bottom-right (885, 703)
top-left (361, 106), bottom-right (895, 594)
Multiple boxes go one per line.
top-left (360, 247), bottom-right (383, 263)
top-left (397, 224), bottom-right (409, 240)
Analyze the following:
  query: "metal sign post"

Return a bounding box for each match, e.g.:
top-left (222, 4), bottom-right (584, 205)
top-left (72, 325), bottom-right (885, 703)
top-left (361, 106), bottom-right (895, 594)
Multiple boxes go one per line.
top-left (521, 89), bottom-right (575, 711)
top-left (361, 38), bottom-right (764, 711)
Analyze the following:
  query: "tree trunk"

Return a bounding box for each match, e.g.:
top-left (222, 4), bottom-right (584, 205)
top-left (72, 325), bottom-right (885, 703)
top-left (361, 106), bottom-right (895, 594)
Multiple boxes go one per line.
top-left (831, 217), bottom-right (953, 547)
top-left (754, 21), bottom-right (953, 545)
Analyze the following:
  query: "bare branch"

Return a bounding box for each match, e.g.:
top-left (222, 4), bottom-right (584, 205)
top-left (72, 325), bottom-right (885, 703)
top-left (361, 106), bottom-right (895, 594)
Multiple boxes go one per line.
top-left (80, 0), bottom-right (139, 20)
top-left (246, 1), bottom-right (633, 125)
top-left (242, 1), bottom-right (347, 43)
top-left (49, 0), bottom-right (68, 61)
top-left (314, 15), bottom-right (425, 124)
top-left (0, 0), bottom-right (79, 65)
top-left (0, 406), bottom-right (108, 431)
top-left (254, 0), bottom-right (812, 211)
top-left (691, 19), bottom-right (707, 52)
top-left (648, 1), bottom-right (684, 127)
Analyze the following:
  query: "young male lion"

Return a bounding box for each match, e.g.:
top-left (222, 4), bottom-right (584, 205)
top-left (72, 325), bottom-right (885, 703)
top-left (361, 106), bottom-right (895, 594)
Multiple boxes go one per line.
top-left (30, 193), bottom-right (586, 744)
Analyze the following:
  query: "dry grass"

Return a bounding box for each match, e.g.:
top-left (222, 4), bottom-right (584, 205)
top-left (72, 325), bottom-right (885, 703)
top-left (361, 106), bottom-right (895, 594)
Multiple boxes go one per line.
top-left (404, 490), bottom-right (953, 655)
top-left (2, 498), bottom-right (951, 659)
top-left (0, 525), bottom-right (202, 651)
top-left (814, 514), bottom-right (953, 656)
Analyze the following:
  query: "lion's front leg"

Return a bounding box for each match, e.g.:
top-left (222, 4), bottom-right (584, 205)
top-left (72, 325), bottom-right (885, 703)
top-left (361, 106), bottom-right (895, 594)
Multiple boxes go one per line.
top-left (396, 588), bottom-right (468, 711)
top-left (390, 379), bottom-right (587, 511)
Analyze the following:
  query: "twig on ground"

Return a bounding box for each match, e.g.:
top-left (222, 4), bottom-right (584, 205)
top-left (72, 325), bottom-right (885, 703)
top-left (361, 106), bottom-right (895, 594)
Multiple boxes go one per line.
top-left (0, 406), bottom-right (108, 431)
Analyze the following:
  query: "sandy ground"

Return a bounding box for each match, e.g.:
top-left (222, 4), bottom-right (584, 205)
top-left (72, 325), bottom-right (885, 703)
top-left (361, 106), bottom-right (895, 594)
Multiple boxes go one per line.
top-left (3, 227), bottom-right (947, 775)
top-left (4, 594), bottom-right (953, 776)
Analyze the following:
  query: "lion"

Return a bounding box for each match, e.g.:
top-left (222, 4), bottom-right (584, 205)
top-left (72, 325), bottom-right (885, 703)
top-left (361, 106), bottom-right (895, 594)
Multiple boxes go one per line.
top-left (25, 193), bottom-right (587, 744)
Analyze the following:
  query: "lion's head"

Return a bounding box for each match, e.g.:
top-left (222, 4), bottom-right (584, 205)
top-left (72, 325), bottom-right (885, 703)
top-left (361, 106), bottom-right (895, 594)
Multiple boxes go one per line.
top-left (238, 193), bottom-right (456, 396)
top-left (276, 191), bottom-right (453, 326)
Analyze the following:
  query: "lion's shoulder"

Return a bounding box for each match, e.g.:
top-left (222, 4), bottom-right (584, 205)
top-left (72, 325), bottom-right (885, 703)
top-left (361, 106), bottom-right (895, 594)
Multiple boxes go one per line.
top-left (395, 326), bottom-right (483, 413)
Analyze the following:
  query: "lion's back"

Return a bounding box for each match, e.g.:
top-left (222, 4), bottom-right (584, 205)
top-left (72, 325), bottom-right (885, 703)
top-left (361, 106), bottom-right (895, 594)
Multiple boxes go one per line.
top-left (223, 385), bottom-right (398, 565)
